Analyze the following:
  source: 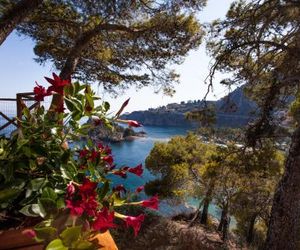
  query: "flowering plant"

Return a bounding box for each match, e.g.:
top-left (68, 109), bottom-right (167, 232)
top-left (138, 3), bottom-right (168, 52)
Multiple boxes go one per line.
top-left (0, 73), bottom-right (157, 249)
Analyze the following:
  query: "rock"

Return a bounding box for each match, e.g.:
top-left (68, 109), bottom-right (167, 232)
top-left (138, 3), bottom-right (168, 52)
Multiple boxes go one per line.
top-left (88, 119), bottom-right (147, 143)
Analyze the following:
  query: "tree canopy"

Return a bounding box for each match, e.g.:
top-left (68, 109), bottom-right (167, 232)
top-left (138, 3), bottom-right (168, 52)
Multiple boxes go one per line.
top-left (15, 0), bottom-right (206, 94)
top-left (145, 133), bottom-right (283, 244)
top-left (206, 0), bottom-right (300, 248)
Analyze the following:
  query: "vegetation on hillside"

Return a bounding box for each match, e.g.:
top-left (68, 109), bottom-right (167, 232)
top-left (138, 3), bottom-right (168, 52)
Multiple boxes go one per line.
top-left (145, 134), bottom-right (283, 246)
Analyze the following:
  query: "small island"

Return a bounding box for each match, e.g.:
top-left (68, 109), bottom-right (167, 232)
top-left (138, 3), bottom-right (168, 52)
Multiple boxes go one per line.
top-left (88, 119), bottom-right (147, 143)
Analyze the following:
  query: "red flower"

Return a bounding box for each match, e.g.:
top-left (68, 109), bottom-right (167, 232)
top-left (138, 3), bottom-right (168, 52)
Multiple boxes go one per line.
top-left (66, 199), bottom-right (84, 216)
top-left (136, 186), bottom-right (144, 193)
top-left (92, 207), bottom-right (116, 232)
top-left (141, 195), bottom-right (159, 210)
top-left (93, 118), bottom-right (102, 126)
top-left (89, 150), bottom-right (99, 162)
top-left (128, 164), bottom-right (143, 177)
top-left (103, 155), bottom-right (113, 165)
top-left (113, 170), bottom-right (127, 178)
top-left (34, 83), bottom-right (49, 101)
top-left (22, 229), bottom-right (36, 238)
top-left (83, 196), bottom-right (98, 217)
top-left (103, 145), bottom-right (112, 155)
top-left (85, 105), bottom-right (93, 112)
top-left (45, 73), bottom-right (70, 95)
top-left (128, 120), bottom-right (142, 127)
top-left (79, 178), bottom-right (97, 198)
top-left (79, 149), bottom-right (89, 158)
top-left (113, 184), bottom-right (127, 194)
top-left (125, 214), bottom-right (145, 237)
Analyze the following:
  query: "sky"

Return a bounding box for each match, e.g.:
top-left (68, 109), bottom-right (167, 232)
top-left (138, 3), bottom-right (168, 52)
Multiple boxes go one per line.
top-left (0, 0), bottom-right (234, 113)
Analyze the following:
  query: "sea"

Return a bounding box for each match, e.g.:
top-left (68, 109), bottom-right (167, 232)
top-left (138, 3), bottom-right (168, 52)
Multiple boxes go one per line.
top-left (0, 120), bottom-right (221, 219)
top-left (107, 125), bottom-right (221, 219)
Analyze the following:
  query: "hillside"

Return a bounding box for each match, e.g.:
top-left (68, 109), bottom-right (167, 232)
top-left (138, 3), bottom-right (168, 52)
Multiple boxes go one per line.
top-left (121, 87), bottom-right (257, 128)
top-left (114, 213), bottom-right (245, 250)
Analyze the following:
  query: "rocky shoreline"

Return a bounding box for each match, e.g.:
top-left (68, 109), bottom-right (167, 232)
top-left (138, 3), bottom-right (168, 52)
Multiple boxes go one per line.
top-left (88, 120), bottom-right (146, 143)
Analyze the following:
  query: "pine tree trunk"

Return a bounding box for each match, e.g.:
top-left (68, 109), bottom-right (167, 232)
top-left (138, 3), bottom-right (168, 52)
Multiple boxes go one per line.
top-left (246, 214), bottom-right (257, 245)
top-left (218, 208), bottom-right (226, 232)
top-left (0, 0), bottom-right (43, 46)
top-left (264, 126), bottom-right (300, 250)
top-left (200, 197), bottom-right (210, 225)
top-left (50, 31), bottom-right (94, 111)
top-left (222, 214), bottom-right (230, 241)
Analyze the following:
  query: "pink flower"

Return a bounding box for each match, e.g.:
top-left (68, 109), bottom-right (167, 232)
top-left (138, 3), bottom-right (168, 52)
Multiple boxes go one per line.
top-left (113, 184), bottom-right (127, 194)
top-left (128, 164), bottom-right (143, 177)
top-left (103, 155), bottom-right (113, 165)
top-left (45, 73), bottom-right (70, 95)
top-left (141, 195), bottom-right (159, 210)
top-left (92, 207), bottom-right (116, 232)
top-left (113, 170), bottom-right (127, 178)
top-left (22, 229), bottom-right (36, 238)
top-left (67, 183), bottom-right (75, 197)
top-left (128, 120), bottom-right (142, 127)
top-left (79, 149), bottom-right (89, 158)
top-left (136, 186), bottom-right (144, 193)
top-left (125, 214), bottom-right (145, 237)
top-left (34, 83), bottom-right (49, 101)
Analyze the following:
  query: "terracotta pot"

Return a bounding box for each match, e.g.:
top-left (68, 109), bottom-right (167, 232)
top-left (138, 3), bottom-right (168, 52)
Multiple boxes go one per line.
top-left (0, 229), bottom-right (118, 250)
top-left (90, 231), bottom-right (118, 250)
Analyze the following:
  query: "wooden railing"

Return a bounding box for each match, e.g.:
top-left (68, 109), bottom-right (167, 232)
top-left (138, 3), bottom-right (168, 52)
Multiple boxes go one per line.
top-left (0, 92), bottom-right (39, 135)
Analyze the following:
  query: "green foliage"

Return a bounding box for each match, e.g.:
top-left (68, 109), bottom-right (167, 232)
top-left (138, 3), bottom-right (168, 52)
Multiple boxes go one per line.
top-left (15, 0), bottom-right (206, 94)
top-left (145, 133), bottom-right (216, 199)
top-left (0, 76), bottom-right (152, 249)
top-left (145, 132), bottom-right (284, 244)
top-left (206, 0), bottom-right (300, 143)
top-left (290, 92), bottom-right (300, 123)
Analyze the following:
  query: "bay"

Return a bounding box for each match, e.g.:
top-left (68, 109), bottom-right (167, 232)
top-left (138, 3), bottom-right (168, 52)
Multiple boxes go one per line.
top-left (108, 125), bottom-right (222, 219)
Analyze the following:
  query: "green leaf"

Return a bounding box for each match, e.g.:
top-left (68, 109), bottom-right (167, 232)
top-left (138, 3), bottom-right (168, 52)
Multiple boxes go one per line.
top-left (85, 93), bottom-right (94, 109)
top-left (2, 163), bottom-right (13, 182)
top-left (30, 178), bottom-right (46, 191)
top-left (98, 181), bottom-right (109, 200)
top-left (60, 226), bottom-right (82, 247)
top-left (60, 163), bottom-right (77, 180)
top-left (56, 198), bottom-right (65, 209)
top-left (34, 226), bottom-right (57, 242)
top-left (103, 101), bottom-right (110, 112)
top-left (112, 194), bottom-right (126, 206)
top-left (42, 187), bottom-right (58, 200)
top-left (19, 204), bottom-right (41, 217)
top-left (38, 198), bottom-right (58, 217)
top-left (65, 98), bottom-right (81, 113)
top-left (46, 239), bottom-right (68, 250)
top-left (0, 188), bottom-right (21, 204)
top-left (73, 240), bottom-right (94, 250)
top-left (61, 150), bottom-right (71, 164)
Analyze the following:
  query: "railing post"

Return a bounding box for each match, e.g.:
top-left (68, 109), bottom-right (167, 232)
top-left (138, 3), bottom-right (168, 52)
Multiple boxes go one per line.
top-left (16, 93), bottom-right (23, 133)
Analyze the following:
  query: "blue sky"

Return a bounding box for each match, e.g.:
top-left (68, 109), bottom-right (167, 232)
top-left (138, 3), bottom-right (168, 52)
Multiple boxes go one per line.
top-left (0, 0), bottom-right (233, 113)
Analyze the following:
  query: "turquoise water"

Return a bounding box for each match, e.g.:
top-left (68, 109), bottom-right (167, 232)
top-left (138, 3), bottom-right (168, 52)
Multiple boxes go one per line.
top-left (107, 126), bottom-right (190, 192)
top-left (107, 125), bottom-right (222, 220)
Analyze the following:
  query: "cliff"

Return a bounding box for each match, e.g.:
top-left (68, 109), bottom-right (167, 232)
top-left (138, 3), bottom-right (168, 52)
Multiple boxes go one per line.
top-left (121, 86), bottom-right (257, 128)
